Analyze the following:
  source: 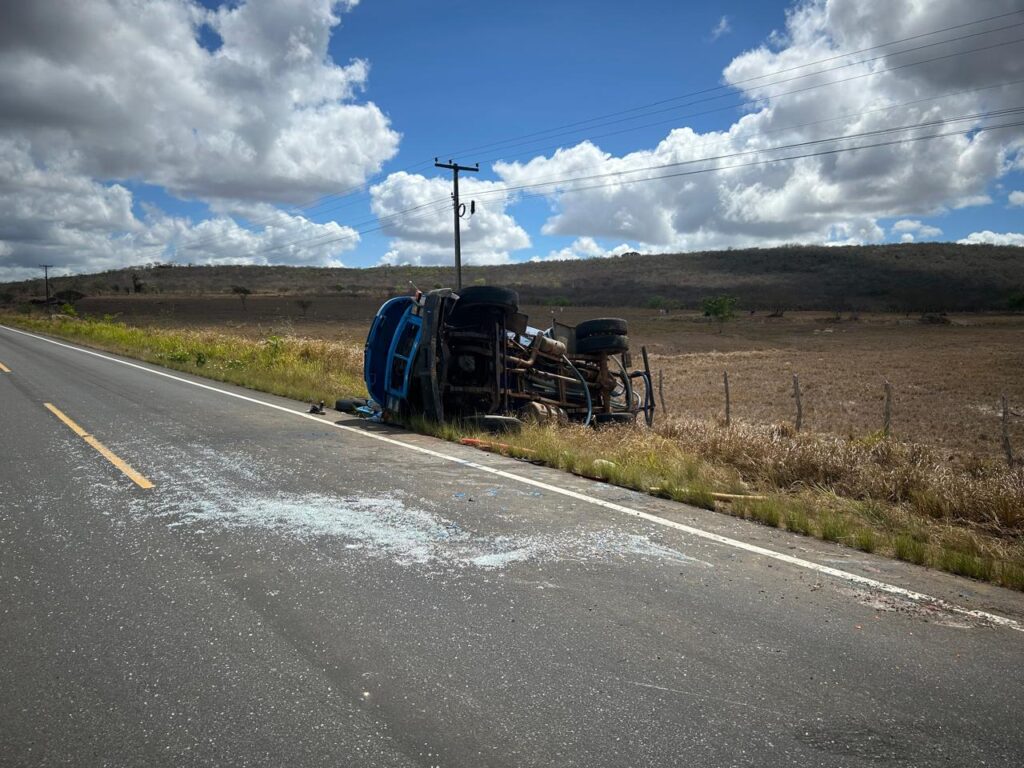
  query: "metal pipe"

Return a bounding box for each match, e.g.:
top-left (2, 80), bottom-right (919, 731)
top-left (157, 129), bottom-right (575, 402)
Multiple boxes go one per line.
top-left (563, 355), bottom-right (593, 426)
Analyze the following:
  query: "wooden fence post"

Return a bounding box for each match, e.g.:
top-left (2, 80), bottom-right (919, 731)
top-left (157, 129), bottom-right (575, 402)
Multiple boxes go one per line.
top-left (1003, 394), bottom-right (1015, 467)
top-left (657, 369), bottom-right (667, 414)
top-left (723, 371), bottom-right (731, 427)
top-left (883, 380), bottom-right (893, 437)
top-left (792, 373), bottom-right (802, 432)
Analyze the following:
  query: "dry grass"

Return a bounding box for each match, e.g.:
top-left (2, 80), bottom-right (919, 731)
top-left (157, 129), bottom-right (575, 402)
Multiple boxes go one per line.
top-left (656, 416), bottom-right (1024, 532)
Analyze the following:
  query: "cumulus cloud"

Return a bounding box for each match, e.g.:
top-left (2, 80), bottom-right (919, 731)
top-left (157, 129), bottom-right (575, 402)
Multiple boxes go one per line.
top-left (1009, 191), bottom-right (1024, 207)
top-left (486, 0), bottom-right (1024, 253)
top-left (957, 230), bottom-right (1024, 246)
top-left (531, 237), bottom-right (637, 262)
top-left (0, 0), bottom-right (397, 204)
top-left (0, 139), bottom-right (360, 282)
top-left (371, 172), bottom-right (530, 266)
top-left (891, 219), bottom-right (942, 238)
top-left (0, 0), bottom-right (395, 280)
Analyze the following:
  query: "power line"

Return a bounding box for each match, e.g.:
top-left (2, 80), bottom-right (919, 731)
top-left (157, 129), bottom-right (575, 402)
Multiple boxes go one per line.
top-left (163, 35), bottom-right (1024, 262)
top-left (220, 114), bottom-right (1024, 261)
top-left (440, 11), bottom-right (1024, 156)
top-left (265, 15), bottom-right (1024, 224)
top-left (517, 118), bottom-right (1024, 201)
top-left (475, 30), bottom-right (1024, 163)
top-left (465, 107), bottom-right (1024, 201)
top-left (482, 77), bottom-right (1024, 169)
top-left (140, 10), bottom-right (1024, 258)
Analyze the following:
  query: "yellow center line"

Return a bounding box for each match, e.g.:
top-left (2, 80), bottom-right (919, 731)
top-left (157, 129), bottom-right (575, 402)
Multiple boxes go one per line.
top-left (43, 403), bottom-right (155, 490)
top-left (0, 361), bottom-right (10, 373)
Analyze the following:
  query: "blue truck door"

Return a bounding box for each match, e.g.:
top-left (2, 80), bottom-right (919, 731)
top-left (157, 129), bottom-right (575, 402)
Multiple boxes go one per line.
top-left (364, 296), bottom-right (414, 407)
top-left (384, 313), bottom-right (423, 401)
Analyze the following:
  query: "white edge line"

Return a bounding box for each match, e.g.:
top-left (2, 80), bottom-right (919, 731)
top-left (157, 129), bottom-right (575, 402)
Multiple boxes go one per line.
top-left (3, 323), bottom-right (1021, 633)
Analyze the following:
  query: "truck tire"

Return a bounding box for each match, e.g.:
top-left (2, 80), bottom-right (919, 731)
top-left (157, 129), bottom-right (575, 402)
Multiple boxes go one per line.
top-left (576, 334), bottom-right (629, 355)
top-left (449, 286), bottom-right (519, 325)
top-left (576, 318), bottom-right (627, 339)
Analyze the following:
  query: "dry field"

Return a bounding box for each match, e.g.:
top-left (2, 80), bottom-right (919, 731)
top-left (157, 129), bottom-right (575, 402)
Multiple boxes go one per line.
top-left (71, 294), bottom-right (1024, 461)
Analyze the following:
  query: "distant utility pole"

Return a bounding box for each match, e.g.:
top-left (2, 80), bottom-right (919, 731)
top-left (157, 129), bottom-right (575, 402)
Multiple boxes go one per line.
top-left (434, 158), bottom-right (478, 290)
top-left (39, 264), bottom-right (54, 302)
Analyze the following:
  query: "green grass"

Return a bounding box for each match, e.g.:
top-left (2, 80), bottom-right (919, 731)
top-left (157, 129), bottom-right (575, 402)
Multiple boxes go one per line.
top-left (0, 312), bottom-right (366, 404)
top-left (853, 528), bottom-right (878, 553)
top-left (736, 498), bottom-right (783, 528)
top-left (997, 562), bottom-right (1024, 591)
top-left (784, 505), bottom-right (813, 536)
top-left (819, 514), bottom-right (850, 543)
top-left (936, 550), bottom-right (994, 582)
top-left (894, 534), bottom-right (929, 565)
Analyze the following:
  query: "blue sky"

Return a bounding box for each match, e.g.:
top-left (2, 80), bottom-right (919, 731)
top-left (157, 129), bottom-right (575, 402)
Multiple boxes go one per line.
top-left (1, 0), bottom-right (1023, 280)
top-left (333, 0), bottom-right (789, 263)
top-left (234, 0), bottom-right (1024, 265)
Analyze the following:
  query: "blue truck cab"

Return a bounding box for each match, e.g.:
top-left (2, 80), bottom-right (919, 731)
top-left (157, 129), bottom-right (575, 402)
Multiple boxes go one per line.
top-left (363, 295), bottom-right (421, 411)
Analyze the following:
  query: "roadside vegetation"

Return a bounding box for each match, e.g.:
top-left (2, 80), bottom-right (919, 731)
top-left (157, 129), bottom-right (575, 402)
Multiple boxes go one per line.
top-left (4, 310), bottom-right (1022, 591)
top-left (0, 311), bottom-right (364, 404)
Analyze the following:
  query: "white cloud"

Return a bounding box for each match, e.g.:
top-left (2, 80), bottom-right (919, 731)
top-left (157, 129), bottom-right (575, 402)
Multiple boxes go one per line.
top-left (370, 172), bottom-right (530, 266)
top-left (957, 231), bottom-right (1024, 246)
top-left (0, 139), bottom-right (359, 281)
top-left (710, 16), bottom-right (732, 41)
top-left (0, 0), bottom-right (397, 204)
top-left (1009, 191), bottom-right (1024, 207)
top-left (0, 0), bottom-right (395, 280)
top-left (486, 0), bottom-right (1024, 254)
top-left (891, 219), bottom-right (942, 238)
top-left (530, 237), bottom-right (636, 262)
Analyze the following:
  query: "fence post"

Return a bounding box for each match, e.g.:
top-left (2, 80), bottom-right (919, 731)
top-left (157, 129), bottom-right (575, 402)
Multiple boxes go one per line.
top-left (723, 371), bottom-right (731, 427)
top-left (1003, 394), bottom-right (1015, 467)
top-left (792, 373), bottom-right (802, 432)
top-left (883, 380), bottom-right (893, 437)
top-left (657, 369), bottom-right (667, 414)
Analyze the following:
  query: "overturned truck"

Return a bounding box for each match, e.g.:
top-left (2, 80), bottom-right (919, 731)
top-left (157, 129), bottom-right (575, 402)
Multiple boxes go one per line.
top-left (363, 286), bottom-right (654, 427)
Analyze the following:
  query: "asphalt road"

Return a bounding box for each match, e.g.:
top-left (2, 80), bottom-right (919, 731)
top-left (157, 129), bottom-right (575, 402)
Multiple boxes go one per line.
top-left (2, 323), bottom-right (1023, 767)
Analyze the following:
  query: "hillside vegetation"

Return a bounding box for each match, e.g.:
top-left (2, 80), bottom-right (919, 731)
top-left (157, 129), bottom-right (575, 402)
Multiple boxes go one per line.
top-left (4, 243), bottom-right (1024, 312)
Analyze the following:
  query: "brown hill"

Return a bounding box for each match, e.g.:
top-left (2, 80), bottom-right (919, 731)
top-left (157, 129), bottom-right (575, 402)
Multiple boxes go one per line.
top-left (3, 243), bottom-right (1023, 312)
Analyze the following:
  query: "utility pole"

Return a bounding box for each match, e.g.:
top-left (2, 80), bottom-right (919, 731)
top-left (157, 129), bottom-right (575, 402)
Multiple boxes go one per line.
top-left (39, 264), bottom-right (54, 303)
top-left (434, 158), bottom-right (478, 290)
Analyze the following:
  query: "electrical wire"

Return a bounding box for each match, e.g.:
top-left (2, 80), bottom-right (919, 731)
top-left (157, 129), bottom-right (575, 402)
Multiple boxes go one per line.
top-left (440, 9), bottom-right (1024, 157)
top-left (458, 20), bottom-right (1024, 158)
top-left (213, 115), bottom-right (1024, 260)
top-left (463, 108), bottom-right (1024, 201)
top-left (144, 10), bottom-right (1024, 258)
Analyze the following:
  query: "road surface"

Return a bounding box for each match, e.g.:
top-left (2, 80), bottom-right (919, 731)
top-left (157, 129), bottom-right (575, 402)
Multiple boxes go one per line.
top-left (2, 324), bottom-right (1023, 767)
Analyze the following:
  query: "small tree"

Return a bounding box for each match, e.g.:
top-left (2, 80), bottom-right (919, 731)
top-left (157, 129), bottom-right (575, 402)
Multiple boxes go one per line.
top-left (702, 295), bottom-right (737, 333)
top-left (295, 299), bottom-right (312, 318)
top-left (232, 285), bottom-right (251, 311)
